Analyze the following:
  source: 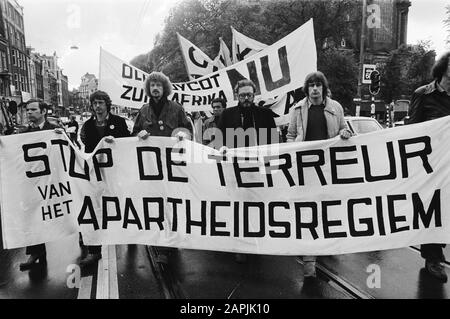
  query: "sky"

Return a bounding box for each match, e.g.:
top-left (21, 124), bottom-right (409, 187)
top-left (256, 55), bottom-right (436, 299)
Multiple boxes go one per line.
top-left (407, 0), bottom-right (449, 56)
top-left (19, 0), bottom-right (450, 90)
top-left (20, 0), bottom-right (181, 89)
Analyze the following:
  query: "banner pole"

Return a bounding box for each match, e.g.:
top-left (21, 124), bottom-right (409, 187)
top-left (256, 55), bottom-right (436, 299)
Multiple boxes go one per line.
top-left (177, 33), bottom-right (193, 81)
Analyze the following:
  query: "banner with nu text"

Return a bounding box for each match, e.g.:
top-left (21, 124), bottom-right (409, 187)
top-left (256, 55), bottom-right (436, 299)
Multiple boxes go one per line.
top-left (1, 117), bottom-right (450, 254)
top-left (99, 19), bottom-right (316, 118)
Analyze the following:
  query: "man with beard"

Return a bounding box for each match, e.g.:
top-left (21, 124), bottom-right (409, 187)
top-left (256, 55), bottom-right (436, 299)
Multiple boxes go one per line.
top-left (133, 71), bottom-right (191, 139)
top-left (133, 71), bottom-right (191, 265)
top-left (217, 79), bottom-right (278, 263)
top-left (217, 79), bottom-right (278, 149)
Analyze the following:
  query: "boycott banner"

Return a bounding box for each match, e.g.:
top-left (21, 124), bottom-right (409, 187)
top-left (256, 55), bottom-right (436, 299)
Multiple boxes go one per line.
top-left (99, 19), bottom-right (316, 119)
top-left (2, 117), bottom-right (450, 255)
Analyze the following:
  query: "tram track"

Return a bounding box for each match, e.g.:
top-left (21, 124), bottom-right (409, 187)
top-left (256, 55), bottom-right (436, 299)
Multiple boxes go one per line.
top-left (146, 246), bottom-right (186, 299)
top-left (148, 247), bottom-right (375, 300)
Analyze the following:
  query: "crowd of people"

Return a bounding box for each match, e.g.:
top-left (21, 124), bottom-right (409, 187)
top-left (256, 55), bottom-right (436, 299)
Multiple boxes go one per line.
top-left (1, 50), bottom-right (449, 283)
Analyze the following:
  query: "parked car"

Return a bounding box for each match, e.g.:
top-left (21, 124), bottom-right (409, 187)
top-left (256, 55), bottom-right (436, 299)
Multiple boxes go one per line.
top-left (393, 116), bottom-right (410, 127)
top-left (344, 116), bottom-right (383, 135)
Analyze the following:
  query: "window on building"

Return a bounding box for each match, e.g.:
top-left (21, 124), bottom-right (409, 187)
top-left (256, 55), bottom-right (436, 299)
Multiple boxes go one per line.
top-left (12, 50), bottom-right (15, 66)
top-left (0, 52), bottom-right (5, 71)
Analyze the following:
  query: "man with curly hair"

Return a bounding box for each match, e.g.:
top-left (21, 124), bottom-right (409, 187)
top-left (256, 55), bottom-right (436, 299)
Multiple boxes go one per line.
top-left (133, 72), bottom-right (192, 265)
top-left (133, 71), bottom-right (191, 138)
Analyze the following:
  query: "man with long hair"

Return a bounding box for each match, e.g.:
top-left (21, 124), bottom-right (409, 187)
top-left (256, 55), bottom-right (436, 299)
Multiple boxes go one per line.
top-left (79, 90), bottom-right (130, 267)
top-left (133, 72), bottom-right (191, 265)
top-left (409, 51), bottom-right (450, 282)
top-left (286, 71), bottom-right (352, 278)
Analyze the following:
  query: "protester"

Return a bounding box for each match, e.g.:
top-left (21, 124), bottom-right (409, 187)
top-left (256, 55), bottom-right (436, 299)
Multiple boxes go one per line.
top-left (217, 79), bottom-right (278, 263)
top-left (217, 79), bottom-right (278, 149)
top-left (132, 71), bottom-right (192, 265)
top-left (18, 99), bottom-right (59, 271)
top-left (408, 51), bottom-right (450, 283)
top-left (67, 115), bottom-right (81, 148)
top-left (79, 90), bottom-right (130, 267)
top-left (133, 71), bottom-right (191, 139)
top-left (203, 97), bottom-right (226, 146)
top-left (286, 71), bottom-right (352, 278)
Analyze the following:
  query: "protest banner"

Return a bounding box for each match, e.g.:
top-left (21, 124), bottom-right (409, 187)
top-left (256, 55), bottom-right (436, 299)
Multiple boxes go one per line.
top-left (1, 117), bottom-right (450, 255)
top-left (177, 32), bottom-right (219, 80)
top-left (98, 19), bottom-right (316, 117)
top-left (216, 37), bottom-right (233, 68)
top-left (231, 26), bottom-right (268, 63)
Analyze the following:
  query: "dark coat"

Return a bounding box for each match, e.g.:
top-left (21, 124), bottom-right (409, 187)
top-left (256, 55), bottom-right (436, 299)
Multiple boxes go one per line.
top-left (217, 103), bottom-right (278, 148)
top-left (81, 113), bottom-right (130, 153)
top-left (409, 80), bottom-right (450, 124)
top-left (132, 98), bottom-right (192, 137)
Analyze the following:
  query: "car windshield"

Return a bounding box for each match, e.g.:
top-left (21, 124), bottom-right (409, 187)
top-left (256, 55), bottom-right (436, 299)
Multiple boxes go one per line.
top-left (349, 119), bottom-right (382, 134)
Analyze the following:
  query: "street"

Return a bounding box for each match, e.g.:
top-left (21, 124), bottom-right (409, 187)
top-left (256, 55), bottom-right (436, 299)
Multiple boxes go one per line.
top-left (1, 235), bottom-right (450, 299)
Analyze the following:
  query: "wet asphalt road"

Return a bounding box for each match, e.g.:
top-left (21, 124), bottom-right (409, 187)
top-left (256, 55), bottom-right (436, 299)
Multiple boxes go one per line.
top-left (2, 237), bottom-right (450, 299)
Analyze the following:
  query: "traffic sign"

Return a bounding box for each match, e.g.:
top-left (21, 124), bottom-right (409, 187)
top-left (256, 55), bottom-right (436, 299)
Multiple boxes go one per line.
top-left (363, 64), bottom-right (377, 84)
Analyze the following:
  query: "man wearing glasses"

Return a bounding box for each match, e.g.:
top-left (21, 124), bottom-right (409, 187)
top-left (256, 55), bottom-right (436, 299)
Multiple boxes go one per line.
top-left (218, 79), bottom-right (278, 149)
top-left (217, 79), bottom-right (278, 263)
top-left (286, 71), bottom-right (352, 279)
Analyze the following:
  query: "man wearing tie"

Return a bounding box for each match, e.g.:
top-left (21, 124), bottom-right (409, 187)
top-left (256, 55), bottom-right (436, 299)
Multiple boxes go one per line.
top-left (19, 99), bottom-right (59, 271)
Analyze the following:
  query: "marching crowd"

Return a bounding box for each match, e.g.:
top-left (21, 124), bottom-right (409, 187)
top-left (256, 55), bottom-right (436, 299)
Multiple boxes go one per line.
top-left (0, 50), bottom-right (450, 283)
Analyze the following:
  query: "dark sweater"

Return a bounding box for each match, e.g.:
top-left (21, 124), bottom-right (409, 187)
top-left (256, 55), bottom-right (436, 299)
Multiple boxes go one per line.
top-left (305, 104), bottom-right (328, 141)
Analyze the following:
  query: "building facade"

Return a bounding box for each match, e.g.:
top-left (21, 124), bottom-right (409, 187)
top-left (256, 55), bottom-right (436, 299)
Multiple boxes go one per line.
top-left (1, 0), bottom-right (30, 100)
top-left (79, 72), bottom-right (98, 112)
top-left (339, 0), bottom-right (412, 118)
top-left (0, 1), bottom-right (10, 98)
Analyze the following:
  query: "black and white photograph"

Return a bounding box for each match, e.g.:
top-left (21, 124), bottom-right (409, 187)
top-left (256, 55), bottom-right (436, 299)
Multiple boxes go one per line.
top-left (0, 0), bottom-right (450, 308)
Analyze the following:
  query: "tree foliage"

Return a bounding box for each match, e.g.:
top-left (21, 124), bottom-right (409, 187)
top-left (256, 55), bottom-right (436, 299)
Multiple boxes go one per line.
top-left (380, 43), bottom-right (435, 103)
top-left (445, 4), bottom-right (450, 46)
top-left (130, 0), bottom-right (361, 105)
top-left (318, 48), bottom-right (358, 110)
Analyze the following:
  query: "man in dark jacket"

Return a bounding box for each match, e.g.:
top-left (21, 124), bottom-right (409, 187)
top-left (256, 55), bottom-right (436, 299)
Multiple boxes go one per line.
top-left (80, 91), bottom-right (130, 153)
top-left (19, 99), bottom-right (59, 271)
top-left (217, 79), bottom-right (278, 149)
top-left (409, 51), bottom-right (450, 282)
top-left (132, 71), bottom-right (192, 265)
top-left (203, 98), bottom-right (226, 146)
top-left (217, 79), bottom-right (278, 263)
top-left (79, 90), bottom-right (130, 266)
top-left (132, 71), bottom-right (191, 139)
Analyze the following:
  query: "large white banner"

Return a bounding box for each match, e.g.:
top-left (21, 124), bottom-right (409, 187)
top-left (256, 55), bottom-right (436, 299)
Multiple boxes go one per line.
top-left (99, 19), bottom-right (316, 116)
top-left (1, 117), bottom-right (450, 255)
